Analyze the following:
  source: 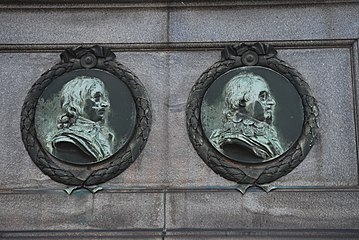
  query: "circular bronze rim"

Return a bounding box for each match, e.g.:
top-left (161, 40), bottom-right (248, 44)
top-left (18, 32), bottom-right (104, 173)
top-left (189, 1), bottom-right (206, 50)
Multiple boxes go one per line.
top-left (186, 43), bottom-right (319, 185)
top-left (21, 46), bottom-right (152, 186)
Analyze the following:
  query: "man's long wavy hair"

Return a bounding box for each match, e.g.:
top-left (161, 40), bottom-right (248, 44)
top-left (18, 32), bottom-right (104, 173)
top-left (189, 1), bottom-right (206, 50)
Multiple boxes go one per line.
top-left (56, 76), bottom-right (110, 129)
top-left (223, 72), bottom-right (267, 122)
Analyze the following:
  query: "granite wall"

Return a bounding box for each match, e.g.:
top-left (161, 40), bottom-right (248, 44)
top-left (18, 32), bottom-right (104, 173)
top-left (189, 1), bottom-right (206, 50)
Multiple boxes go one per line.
top-left (0, 1), bottom-right (358, 239)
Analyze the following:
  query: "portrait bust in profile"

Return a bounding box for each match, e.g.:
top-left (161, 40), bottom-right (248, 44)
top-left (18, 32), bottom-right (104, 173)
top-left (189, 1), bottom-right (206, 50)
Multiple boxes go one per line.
top-left (209, 72), bottom-right (284, 160)
top-left (23, 46), bottom-right (150, 185)
top-left (47, 76), bottom-right (115, 164)
top-left (189, 44), bottom-right (313, 185)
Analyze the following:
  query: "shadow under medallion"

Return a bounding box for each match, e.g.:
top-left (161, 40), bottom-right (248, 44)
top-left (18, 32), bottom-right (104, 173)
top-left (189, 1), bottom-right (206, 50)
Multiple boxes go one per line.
top-left (35, 69), bottom-right (137, 165)
top-left (201, 66), bottom-right (304, 164)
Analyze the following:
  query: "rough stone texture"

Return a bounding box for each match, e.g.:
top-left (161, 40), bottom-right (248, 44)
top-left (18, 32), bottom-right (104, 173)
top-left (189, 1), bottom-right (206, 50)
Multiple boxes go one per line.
top-left (166, 49), bottom-right (358, 187)
top-left (169, 4), bottom-right (359, 42)
top-left (166, 191), bottom-right (359, 229)
top-left (0, 1), bottom-right (359, 238)
top-left (0, 53), bottom-right (64, 189)
top-left (0, 52), bottom-right (169, 189)
top-left (0, 191), bottom-right (164, 230)
top-left (6, 48), bottom-right (355, 189)
top-left (0, 48), bottom-right (357, 188)
top-left (0, 8), bottom-right (167, 44)
top-left (274, 48), bottom-right (358, 186)
top-left (0, 232), bottom-right (163, 240)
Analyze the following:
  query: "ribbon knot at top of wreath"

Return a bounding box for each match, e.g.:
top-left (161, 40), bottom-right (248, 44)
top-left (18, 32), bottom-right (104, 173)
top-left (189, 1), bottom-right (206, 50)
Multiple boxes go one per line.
top-left (221, 43), bottom-right (278, 66)
top-left (60, 45), bottom-right (116, 64)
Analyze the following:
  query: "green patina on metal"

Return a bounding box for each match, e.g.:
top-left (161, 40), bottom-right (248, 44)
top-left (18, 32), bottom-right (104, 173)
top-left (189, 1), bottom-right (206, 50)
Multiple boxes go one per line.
top-left (186, 42), bottom-right (319, 187)
top-left (21, 45), bottom-right (152, 187)
top-left (201, 67), bottom-right (304, 164)
top-left (35, 71), bottom-right (137, 165)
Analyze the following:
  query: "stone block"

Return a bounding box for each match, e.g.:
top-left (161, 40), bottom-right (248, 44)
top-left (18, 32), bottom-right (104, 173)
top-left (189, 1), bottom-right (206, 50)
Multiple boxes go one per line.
top-left (166, 190), bottom-right (359, 229)
top-left (166, 48), bottom-right (358, 187)
top-left (169, 4), bottom-right (359, 42)
top-left (0, 8), bottom-right (167, 44)
top-left (0, 190), bottom-right (164, 230)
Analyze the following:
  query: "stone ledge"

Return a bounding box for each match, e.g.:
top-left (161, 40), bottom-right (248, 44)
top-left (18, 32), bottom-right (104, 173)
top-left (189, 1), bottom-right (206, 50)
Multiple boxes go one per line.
top-left (1, 228), bottom-right (359, 239)
top-left (0, 39), bottom-right (355, 53)
top-left (0, 0), bottom-right (358, 9)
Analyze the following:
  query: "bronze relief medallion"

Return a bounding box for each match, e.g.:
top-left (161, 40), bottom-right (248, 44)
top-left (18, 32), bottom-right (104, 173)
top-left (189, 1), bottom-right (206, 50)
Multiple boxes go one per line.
top-left (21, 46), bottom-right (151, 187)
top-left (186, 43), bottom-right (319, 187)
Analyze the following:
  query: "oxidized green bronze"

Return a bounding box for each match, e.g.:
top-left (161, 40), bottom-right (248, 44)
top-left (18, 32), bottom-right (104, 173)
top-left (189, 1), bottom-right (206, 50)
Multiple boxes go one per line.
top-left (50, 76), bottom-right (114, 162)
top-left (209, 72), bottom-right (284, 160)
top-left (35, 73), bottom-right (136, 165)
top-left (201, 66), bottom-right (304, 164)
top-left (186, 43), bottom-right (319, 191)
top-left (21, 45), bottom-right (151, 187)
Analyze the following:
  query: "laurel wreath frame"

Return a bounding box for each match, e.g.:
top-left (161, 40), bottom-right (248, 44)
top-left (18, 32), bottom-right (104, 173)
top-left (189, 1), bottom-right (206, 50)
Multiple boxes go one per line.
top-left (186, 43), bottom-right (319, 185)
top-left (21, 45), bottom-right (152, 186)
